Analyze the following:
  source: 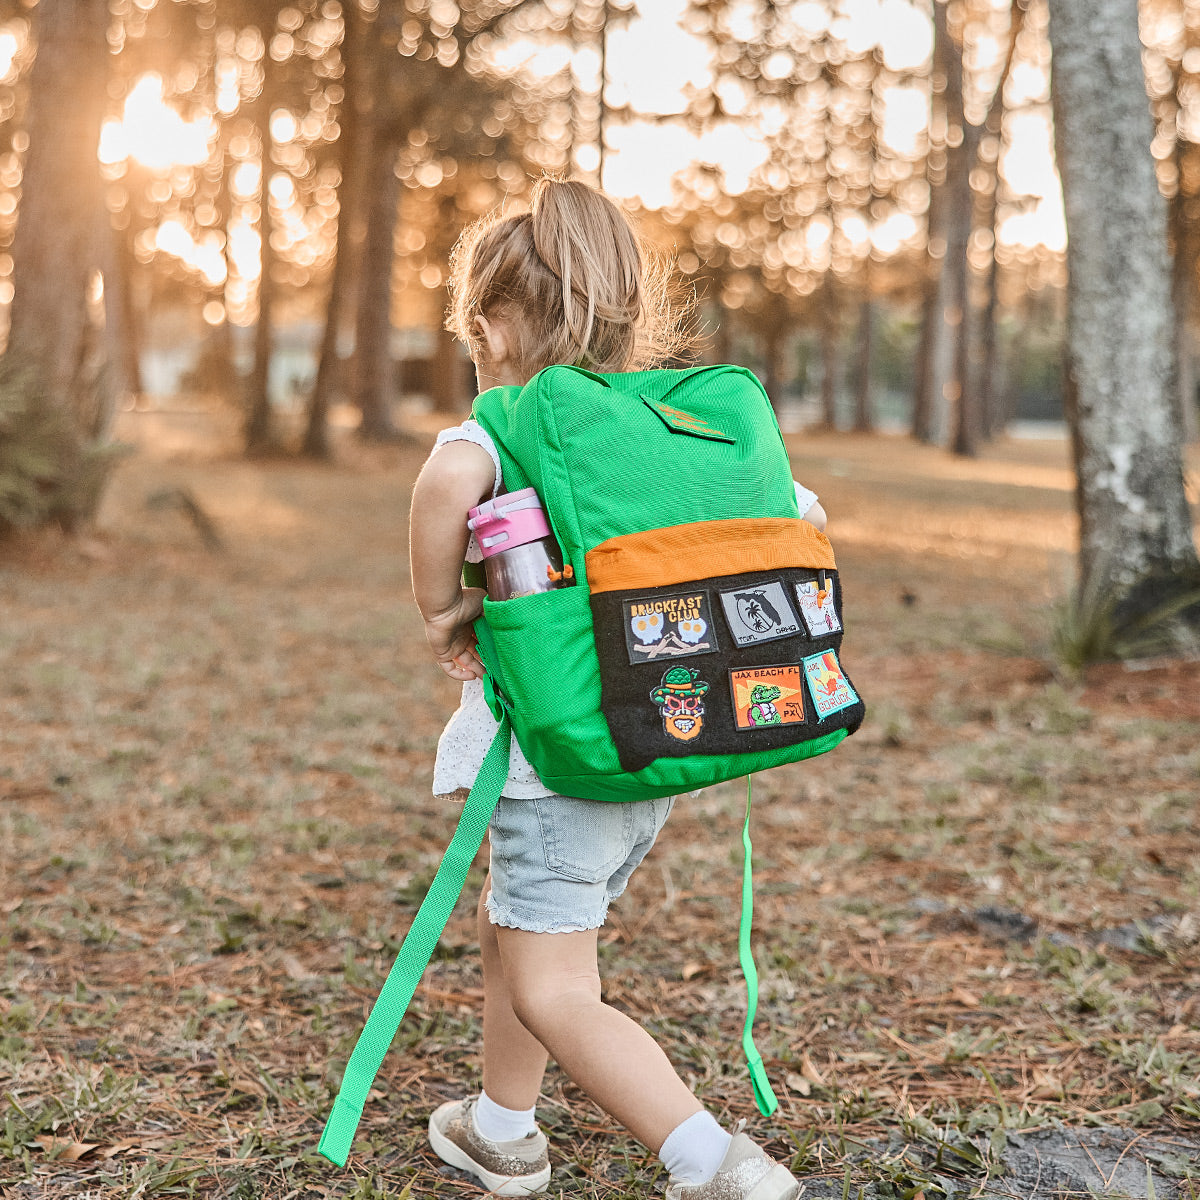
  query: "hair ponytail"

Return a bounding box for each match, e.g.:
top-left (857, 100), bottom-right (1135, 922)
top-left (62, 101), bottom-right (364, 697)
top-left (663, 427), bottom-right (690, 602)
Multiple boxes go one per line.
top-left (447, 177), bottom-right (692, 381)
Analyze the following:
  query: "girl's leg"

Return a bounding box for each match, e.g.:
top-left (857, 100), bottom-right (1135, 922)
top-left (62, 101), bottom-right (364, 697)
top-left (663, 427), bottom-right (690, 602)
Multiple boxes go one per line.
top-left (478, 874), bottom-right (549, 1110)
top-left (495, 923), bottom-right (702, 1153)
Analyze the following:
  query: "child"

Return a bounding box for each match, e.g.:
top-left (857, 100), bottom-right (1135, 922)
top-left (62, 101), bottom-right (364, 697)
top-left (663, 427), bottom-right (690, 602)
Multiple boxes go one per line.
top-left (409, 178), bottom-right (825, 1200)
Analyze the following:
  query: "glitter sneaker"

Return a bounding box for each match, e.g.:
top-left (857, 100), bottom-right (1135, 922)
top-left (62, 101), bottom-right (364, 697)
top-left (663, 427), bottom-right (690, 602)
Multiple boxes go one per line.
top-left (664, 1132), bottom-right (800, 1200)
top-left (428, 1098), bottom-right (551, 1196)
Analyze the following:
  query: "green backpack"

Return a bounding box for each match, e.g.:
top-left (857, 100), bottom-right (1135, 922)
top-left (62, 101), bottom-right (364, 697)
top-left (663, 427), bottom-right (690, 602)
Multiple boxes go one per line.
top-left (318, 364), bottom-right (864, 1166)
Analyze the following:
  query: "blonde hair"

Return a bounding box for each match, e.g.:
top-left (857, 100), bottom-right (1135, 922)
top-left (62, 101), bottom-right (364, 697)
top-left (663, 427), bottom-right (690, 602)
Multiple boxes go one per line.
top-left (446, 177), bottom-right (691, 380)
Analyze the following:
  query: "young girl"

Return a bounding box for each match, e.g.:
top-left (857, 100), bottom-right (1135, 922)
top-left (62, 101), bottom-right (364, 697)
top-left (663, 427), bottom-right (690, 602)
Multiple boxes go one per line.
top-left (409, 178), bottom-right (824, 1200)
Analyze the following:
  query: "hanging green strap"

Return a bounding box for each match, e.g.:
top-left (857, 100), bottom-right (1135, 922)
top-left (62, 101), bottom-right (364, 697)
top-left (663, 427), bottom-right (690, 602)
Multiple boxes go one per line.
top-left (317, 711), bottom-right (512, 1167)
top-left (739, 775), bottom-right (779, 1116)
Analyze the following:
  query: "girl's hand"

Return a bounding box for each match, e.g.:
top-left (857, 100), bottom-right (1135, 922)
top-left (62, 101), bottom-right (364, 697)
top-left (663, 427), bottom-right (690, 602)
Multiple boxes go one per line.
top-left (423, 587), bottom-right (486, 680)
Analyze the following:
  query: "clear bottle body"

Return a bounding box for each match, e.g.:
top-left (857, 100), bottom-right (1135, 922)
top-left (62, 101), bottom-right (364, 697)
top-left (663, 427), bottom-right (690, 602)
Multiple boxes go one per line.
top-left (483, 538), bottom-right (568, 600)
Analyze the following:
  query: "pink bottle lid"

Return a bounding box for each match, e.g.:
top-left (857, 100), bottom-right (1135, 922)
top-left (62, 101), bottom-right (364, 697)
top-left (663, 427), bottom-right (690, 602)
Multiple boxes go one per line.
top-left (466, 487), bottom-right (552, 560)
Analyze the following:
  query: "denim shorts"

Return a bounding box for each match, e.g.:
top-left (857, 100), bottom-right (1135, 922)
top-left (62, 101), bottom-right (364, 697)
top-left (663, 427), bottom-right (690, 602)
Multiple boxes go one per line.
top-left (485, 793), bottom-right (675, 933)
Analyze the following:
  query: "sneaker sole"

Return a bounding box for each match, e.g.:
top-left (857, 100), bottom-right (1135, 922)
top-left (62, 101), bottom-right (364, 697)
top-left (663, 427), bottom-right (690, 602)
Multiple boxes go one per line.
top-left (428, 1116), bottom-right (551, 1197)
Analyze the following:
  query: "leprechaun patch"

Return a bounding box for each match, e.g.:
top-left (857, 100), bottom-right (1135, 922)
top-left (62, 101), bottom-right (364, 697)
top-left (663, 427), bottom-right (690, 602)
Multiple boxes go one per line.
top-left (623, 591), bottom-right (716, 663)
top-left (649, 666), bottom-right (711, 743)
top-left (729, 665), bottom-right (807, 729)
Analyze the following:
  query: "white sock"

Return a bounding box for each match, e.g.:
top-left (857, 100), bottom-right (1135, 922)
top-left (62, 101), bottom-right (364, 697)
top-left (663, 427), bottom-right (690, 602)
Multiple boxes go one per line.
top-left (658, 1110), bottom-right (732, 1185)
top-left (472, 1089), bottom-right (537, 1142)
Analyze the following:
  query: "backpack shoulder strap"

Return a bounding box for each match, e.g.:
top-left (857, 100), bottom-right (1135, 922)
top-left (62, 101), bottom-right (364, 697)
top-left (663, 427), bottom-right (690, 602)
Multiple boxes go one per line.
top-left (317, 703), bottom-right (512, 1167)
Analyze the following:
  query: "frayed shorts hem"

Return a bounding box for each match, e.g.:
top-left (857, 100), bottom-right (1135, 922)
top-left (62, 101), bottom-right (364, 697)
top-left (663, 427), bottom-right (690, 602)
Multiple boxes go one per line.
top-left (484, 889), bottom-right (607, 934)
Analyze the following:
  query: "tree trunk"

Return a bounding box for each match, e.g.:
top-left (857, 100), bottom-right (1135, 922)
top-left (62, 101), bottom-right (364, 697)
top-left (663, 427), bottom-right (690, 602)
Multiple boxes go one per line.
top-left (819, 285), bottom-right (839, 429)
top-left (245, 44), bottom-right (280, 454)
top-left (354, 120), bottom-right (402, 441)
top-left (432, 319), bottom-right (470, 412)
top-left (911, 0), bottom-right (959, 445)
top-left (852, 293), bottom-right (874, 432)
top-left (1047, 0), bottom-right (1199, 599)
top-left (978, 236), bottom-right (1004, 440)
top-left (304, 1), bottom-right (367, 458)
top-left (761, 307), bottom-right (784, 407)
top-left (7, 0), bottom-right (111, 438)
top-left (1171, 203), bottom-right (1199, 443)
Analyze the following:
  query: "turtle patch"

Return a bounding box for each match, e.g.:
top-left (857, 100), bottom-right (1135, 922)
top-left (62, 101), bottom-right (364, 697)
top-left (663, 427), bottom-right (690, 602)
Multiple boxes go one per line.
top-left (729, 665), bottom-right (807, 730)
top-left (802, 650), bottom-right (859, 719)
top-left (718, 581), bottom-right (801, 647)
top-left (795, 578), bottom-right (841, 637)
top-left (650, 666), bottom-right (710, 743)
top-left (623, 591), bottom-right (716, 663)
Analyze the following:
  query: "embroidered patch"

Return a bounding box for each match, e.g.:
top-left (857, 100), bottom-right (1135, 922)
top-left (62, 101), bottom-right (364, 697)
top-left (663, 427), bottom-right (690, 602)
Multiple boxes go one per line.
top-left (802, 650), bottom-right (860, 720)
top-left (649, 666), bottom-right (710, 743)
top-left (718, 581), bottom-right (802, 647)
top-left (729, 665), bottom-right (808, 730)
top-left (642, 396), bottom-right (736, 443)
top-left (623, 591), bottom-right (717, 663)
top-left (795, 578), bottom-right (842, 637)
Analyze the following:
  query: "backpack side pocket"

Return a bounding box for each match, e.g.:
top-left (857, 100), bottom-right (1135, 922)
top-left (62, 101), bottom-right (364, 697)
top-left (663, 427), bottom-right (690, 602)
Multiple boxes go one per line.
top-left (480, 586), bottom-right (621, 783)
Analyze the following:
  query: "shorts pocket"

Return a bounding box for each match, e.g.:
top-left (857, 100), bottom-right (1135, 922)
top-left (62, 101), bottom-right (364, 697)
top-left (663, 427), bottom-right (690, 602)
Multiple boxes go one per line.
top-left (534, 796), bottom-right (633, 883)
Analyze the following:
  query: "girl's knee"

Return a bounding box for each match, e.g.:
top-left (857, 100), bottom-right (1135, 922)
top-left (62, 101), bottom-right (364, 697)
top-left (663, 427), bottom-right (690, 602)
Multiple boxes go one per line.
top-left (506, 963), bottom-right (601, 1034)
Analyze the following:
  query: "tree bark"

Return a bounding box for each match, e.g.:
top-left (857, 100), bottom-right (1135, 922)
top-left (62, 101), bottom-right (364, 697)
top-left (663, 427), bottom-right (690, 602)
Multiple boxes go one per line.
top-left (852, 293), bottom-right (874, 432)
top-left (819, 282), bottom-right (839, 429)
top-left (1047, 0), bottom-right (1199, 597)
top-left (354, 120), bottom-right (403, 441)
top-left (304, 0), bottom-right (367, 458)
top-left (245, 44), bottom-right (280, 454)
top-left (6, 0), bottom-right (111, 438)
top-left (911, 0), bottom-right (958, 445)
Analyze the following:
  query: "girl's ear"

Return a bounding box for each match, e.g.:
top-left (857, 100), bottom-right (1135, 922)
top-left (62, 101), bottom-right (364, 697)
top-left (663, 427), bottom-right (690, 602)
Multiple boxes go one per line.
top-left (473, 315), bottom-right (511, 367)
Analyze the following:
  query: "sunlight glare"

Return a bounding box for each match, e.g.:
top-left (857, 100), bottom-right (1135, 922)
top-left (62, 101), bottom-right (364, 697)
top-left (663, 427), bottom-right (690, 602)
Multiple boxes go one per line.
top-left (269, 172), bottom-right (296, 204)
top-left (153, 220), bottom-right (227, 286)
top-left (216, 60), bottom-right (241, 115)
top-left (0, 30), bottom-right (18, 79)
top-left (231, 161), bottom-right (262, 199)
top-left (870, 210), bottom-right (918, 254)
top-left (270, 110), bottom-right (298, 143)
top-left (99, 74), bottom-right (214, 171)
top-left (881, 85), bottom-right (926, 157)
top-left (606, 0), bottom-right (710, 114)
top-left (1001, 109), bottom-right (1056, 197)
top-left (228, 222), bottom-right (263, 280)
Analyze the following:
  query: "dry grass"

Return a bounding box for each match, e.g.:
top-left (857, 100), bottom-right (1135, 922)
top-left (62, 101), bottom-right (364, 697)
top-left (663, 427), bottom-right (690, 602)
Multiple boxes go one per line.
top-left (1, 409), bottom-right (1198, 1199)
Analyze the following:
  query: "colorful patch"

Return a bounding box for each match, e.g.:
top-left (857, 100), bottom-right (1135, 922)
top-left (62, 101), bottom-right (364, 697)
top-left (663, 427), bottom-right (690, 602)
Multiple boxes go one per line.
top-left (623, 591), bottom-right (717, 663)
top-left (650, 666), bottom-right (710, 743)
top-left (718, 581), bottom-right (802, 647)
top-left (642, 396), bottom-right (736, 443)
top-left (795, 578), bottom-right (842, 637)
top-left (802, 650), bottom-right (859, 720)
top-left (729, 665), bottom-right (808, 730)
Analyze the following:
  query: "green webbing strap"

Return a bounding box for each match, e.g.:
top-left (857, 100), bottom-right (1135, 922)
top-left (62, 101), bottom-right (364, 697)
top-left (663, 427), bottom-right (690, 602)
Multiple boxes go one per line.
top-left (317, 712), bottom-right (512, 1167)
top-left (739, 775), bottom-right (779, 1116)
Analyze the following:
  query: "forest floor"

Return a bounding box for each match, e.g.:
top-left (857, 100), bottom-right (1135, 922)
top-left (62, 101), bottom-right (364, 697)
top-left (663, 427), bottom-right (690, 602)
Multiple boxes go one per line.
top-left (1, 404), bottom-right (1199, 1200)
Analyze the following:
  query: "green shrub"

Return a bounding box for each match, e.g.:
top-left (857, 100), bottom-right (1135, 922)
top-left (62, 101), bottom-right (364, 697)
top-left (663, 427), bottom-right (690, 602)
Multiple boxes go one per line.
top-left (1053, 562), bottom-right (1200, 669)
top-left (0, 362), bottom-right (120, 533)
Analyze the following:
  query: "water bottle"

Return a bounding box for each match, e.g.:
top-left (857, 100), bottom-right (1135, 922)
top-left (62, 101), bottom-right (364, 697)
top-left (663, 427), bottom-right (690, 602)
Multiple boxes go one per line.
top-left (467, 487), bottom-right (575, 600)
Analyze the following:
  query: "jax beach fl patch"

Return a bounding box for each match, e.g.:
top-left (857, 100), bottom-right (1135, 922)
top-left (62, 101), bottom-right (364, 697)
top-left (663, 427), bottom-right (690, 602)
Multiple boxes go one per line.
top-left (729, 664), bottom-right (807, 729)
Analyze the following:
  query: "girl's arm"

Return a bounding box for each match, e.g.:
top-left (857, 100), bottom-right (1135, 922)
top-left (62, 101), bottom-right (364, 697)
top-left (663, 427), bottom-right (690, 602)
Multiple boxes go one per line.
top-left (802, 500), bottom-right (827, 531)
top-left (410, 441), bottom-right (496, 681)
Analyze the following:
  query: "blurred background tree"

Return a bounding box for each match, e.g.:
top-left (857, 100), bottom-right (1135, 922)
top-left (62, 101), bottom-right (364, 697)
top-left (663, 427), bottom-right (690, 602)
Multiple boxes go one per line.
top-left (0, 0), bottom-right (1195, 648)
